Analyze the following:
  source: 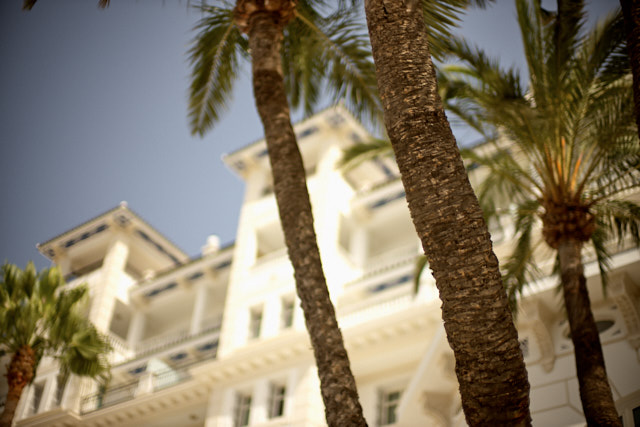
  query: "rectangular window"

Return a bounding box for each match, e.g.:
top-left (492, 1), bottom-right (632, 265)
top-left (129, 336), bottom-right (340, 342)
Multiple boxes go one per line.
top-left (267, 382), bottom-right (286, 419)
top-left (378, 389), bottom-right (402, 426)
top-left (281, 298), bottom-right (295, 329)
top-left (249, 307), bottom-right (262, 339)
top-left (55, 373), bottom-right (67, 406)
top-left (28, 381), bottom-right (45, 415)
top-left (233, 392), bottom-right (252, 427)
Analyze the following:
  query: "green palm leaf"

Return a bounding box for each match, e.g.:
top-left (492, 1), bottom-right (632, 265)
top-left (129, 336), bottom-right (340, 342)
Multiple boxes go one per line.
top-left (289, 8), bottom-right (382, 124)
top-left (188, 5), bottom-right (248, 136)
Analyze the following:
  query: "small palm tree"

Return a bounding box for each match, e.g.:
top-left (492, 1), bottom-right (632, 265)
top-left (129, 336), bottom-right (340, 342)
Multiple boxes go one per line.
top-left (0, 262), bottom-right (111, 427)
top-left (445, 1), bottom-right (636, 424)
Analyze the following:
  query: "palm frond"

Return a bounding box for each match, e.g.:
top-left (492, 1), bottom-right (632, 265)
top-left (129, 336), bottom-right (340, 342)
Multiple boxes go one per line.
top-left (515, 0), bottom-right (546, 107)
top-left (502, 200), bottom-right (543, 312)
top-left (0, 263), bottom-right (111, 387)
top-left (592, 199), bottom-right (640, 247)
top-left (282, 9), bottom-right (325, 117)
top-left (292, 9), bottom-right (382, 125)
top-left (590, 218), bottom-right (612, 294)
top-left (462, 144), bottom-right (542, 198)
top-left (188, 5), bottom-right (247, 136)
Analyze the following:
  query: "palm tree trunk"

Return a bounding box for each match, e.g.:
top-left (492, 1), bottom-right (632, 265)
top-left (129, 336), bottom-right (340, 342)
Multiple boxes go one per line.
top-left (0, 346), bottom-right (36, 427)
top-left (247, 11), bottom-right (366, 427)
top-left (363, 1), bottom-right (531, 425)
top-left (557, 239), bottom-right (621, 426)
top-left (621, 0), bottom-right (640, 141)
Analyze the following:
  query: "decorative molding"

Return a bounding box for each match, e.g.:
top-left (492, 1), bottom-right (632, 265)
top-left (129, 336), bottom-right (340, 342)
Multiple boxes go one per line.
top-left (609, 273), bottom-right (640, 353)
top-left (519, 299), bottom-right (556, 372)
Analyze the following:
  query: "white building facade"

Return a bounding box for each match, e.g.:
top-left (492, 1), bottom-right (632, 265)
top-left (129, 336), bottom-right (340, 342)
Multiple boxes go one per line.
top-left (3, 106), bottom-right (640, 426)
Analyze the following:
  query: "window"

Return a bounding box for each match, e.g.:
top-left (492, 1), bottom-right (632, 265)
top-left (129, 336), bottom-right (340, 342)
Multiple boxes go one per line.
top-left (378, 389), bottom-right (402, 426)
top-left (54, 373), bottom-right (67, 406)
top-left (28, 381), bottom-right (45, 415)
top-left (249, 307), bottom-right (262, 339)
top-left (267, 382), bottom-right (286, 419)
top-left (233, 392), bottom-right (252, 427)
top-left (281, 298), bottom-right (294, 329)
top-left (618, 397), bottom-right (640, 426)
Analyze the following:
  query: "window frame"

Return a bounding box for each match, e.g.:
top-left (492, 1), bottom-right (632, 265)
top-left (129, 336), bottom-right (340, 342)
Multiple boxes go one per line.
top-left (377, 387), bottom-right (402, 426)
top-left (267, 382), bottom-right (286, 419)
top-left (233, 391), bottom-right (252, 427)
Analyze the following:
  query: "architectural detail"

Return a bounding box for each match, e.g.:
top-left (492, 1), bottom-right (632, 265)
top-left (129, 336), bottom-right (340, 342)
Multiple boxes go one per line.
top-left (3, 106), bottom-right (639, 427)
top-left (519, 299), bottom-right (556, 372)
top-left (610, 273), bottom-right (640, 354)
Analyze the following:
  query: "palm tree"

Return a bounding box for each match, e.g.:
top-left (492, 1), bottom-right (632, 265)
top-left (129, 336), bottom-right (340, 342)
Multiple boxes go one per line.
top-left (188, 2), bottom-right (382, 424)
top-left (0, 262), bottom-right (111, 427)
top-left (444, 1), bottom-right (636, 424)
top-left (362, 0), bottom-right (532, 425)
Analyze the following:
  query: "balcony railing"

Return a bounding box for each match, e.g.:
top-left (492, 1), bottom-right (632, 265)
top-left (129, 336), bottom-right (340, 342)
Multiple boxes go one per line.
top-left (105, 316), bottom-right (222, 364)
top-left (107, 332), bottom-right (133, 362)
top-left (81, 381), bottom-right (138, 414)
top-left (134, 318), bottom-right (221, 357)
top-left (80, 351), bottom-right (215, 414)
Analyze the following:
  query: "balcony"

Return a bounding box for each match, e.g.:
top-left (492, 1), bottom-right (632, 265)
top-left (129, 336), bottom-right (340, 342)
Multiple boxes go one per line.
top-left (81, 317), bottom-right (222, 414)
top-left (80, 361), bottom-right (196, 414)
top-left (81, 323), bottom-right (220, 414)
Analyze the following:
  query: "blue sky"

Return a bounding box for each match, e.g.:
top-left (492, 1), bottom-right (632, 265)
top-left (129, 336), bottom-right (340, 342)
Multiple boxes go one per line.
top-left (0, 0), bottom-right (616, 270)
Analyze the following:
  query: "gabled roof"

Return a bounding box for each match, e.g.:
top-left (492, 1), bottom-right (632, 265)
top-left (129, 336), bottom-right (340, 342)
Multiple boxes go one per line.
top-left (37, 202), bottom-right (189, 269)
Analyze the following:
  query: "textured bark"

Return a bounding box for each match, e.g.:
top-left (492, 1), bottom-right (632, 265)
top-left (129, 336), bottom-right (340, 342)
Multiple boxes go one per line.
top-left (621, 0), bottom-right (640, 142)
top-left (1, 345), bottom-right (36, 427)
top-left (557, 240), bottom-right (621, 426)
top-left (364, 1), bottom-right (531, 425)
top-left (247, 12), bottom-right (367, 427)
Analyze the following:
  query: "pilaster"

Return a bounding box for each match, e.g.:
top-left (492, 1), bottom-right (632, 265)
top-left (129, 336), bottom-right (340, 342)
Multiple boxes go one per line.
top-left (89, 233), bottom-right (130, 332)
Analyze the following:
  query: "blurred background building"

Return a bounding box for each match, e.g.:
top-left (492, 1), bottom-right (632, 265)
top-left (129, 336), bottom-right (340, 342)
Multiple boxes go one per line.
top-left (3, 107), bottom-right (639, 427)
